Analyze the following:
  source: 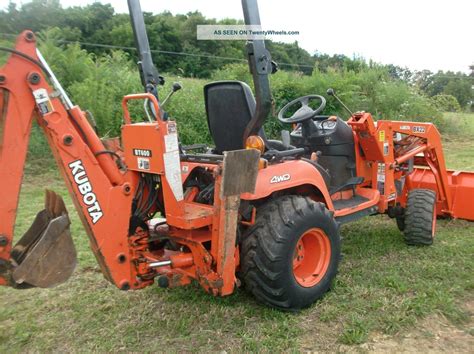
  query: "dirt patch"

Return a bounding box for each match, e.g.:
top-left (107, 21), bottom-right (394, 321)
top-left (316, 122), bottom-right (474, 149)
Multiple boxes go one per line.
top-left (344, 300), bottom-right (474, 353)
top-left (298, 299), bottom-right (473, 352)
top-left (298, 314), bottom-right (342, 352)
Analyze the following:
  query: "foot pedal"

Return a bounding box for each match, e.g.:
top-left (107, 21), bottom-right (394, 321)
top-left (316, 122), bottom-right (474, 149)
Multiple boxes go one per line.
top-left (10, 190), bottom-right (77, 288)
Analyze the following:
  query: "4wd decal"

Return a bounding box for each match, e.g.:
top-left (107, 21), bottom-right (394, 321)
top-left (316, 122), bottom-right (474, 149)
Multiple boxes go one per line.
top-left (68, 160), bottom-right (103, 224)
top-left (270, 174), bottom-right (291, 184)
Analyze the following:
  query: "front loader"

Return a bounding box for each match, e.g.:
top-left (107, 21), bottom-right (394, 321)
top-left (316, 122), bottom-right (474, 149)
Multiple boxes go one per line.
top-left (1, 0), bottom-right (473, 310)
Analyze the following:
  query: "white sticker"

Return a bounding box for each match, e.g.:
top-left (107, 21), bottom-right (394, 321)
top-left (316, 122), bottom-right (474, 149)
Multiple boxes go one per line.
top-left (377, 163), bottom-right (385, 194)
top-left (383, 142), bottom-right (389, 156)
top-left (400, 125), bottom-right (410, 130)
top-left (388, 192), bottom-right (396, 201)
top-left (163, 150), bottom-right (184, 201)
top-left (167, 121), bottom-right (177, 134)
top-left (33, 88), bottom-right (53, 115)
top-left (137, 157), bottom-right (150, 170)
top-left (377, 163), bottom-right (386, 182)
top-left (164, 133), bottom-right (179, 153)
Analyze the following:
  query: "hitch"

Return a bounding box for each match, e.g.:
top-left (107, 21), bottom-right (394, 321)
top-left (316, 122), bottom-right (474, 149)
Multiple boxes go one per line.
top-left (9, 190), bottom-right (77, 288)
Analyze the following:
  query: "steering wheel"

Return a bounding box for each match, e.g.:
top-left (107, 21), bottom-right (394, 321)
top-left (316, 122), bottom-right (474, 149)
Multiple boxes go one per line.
top-left (278, 95), bottom-right (326, 124)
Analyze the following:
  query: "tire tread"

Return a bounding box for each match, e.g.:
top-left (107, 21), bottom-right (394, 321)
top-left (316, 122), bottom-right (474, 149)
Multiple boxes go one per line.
top-left (403, 189), bottom-right (436, 246)
top-left (240, 195), bottom-right (340, 310)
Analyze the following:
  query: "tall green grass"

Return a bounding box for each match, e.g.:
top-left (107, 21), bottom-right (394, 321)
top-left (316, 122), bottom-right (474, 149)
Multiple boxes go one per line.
top-left (2, 36), bottom-right (448, 167)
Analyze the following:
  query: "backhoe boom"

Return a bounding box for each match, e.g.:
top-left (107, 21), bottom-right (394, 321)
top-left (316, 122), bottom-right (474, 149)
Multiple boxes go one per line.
top-left (0, 31), bottom-right (141, 289)
top-left (0, 31), bottom-right (259, 294)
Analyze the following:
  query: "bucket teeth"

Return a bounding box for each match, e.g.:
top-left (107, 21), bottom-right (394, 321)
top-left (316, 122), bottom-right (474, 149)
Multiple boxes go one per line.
top-left (10, 190), bottom-right (76, 288)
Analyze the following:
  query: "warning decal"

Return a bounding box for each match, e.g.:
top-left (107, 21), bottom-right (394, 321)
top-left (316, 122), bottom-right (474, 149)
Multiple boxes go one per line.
top-left (163, 151), bottom-right (183, 201)
top-left (163, 122), bottom-right (183, 201)
top-left (378, 130), bottom-right (385, 142)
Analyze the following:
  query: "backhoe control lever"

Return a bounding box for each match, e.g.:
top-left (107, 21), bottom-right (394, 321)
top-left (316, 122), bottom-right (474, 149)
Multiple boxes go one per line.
top-left (161, 82), bottom-right (182, 107)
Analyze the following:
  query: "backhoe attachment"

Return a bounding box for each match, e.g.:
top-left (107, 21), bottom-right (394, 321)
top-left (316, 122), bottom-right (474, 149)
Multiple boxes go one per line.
top-left (9, 190), bottom-right (76, 288)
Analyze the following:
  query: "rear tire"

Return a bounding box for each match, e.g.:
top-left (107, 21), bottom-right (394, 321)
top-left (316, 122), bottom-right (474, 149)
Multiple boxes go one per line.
top-left (403, 189), bottom-right (437, 246)
top-left (240, 196), bottom-right (341, 310)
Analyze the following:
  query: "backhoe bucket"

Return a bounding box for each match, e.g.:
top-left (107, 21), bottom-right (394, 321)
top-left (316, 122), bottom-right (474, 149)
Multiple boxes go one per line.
top-left (10, 190), bottom-right (77, 288)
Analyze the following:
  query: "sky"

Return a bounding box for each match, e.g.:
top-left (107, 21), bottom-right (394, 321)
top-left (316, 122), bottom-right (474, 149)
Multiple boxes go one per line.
top-left (4, 0), bottom-right (474, 73)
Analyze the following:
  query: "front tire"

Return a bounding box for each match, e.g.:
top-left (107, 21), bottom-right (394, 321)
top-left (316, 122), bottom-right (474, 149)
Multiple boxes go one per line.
top-left (240, 196), bottom-right (341, 310)
top-left (403, 189), bottom-right (437, 246)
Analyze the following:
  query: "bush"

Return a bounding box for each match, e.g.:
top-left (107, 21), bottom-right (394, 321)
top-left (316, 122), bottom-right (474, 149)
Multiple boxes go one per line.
top-left (0, 37), bottom-right (14, 66)
top-left (164, 76), bottom-right (211, 145)
top-left (211, 63), bottom-right (251, 84)
top-left (68, 51), bottom-right (142, 137)
top-left (39, 28), bottom-right (95, 89)
top-left (209, 63), bottom-right (443, 137)
top-left (430, 94), bottom-right (461, 113)
top-left (31, 43), bottom-right (445, 149)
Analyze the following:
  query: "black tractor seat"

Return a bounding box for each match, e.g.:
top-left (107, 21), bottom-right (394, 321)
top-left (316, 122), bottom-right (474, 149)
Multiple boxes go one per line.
top-left (204, 80), bottom-right (291, 154)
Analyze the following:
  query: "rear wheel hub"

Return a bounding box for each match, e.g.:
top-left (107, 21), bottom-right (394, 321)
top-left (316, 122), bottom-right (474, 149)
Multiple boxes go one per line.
top-left (293, 228), bottom-right (331, 287)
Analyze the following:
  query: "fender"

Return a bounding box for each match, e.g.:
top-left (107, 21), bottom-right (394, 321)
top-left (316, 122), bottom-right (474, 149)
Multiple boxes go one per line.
top-left (241, 160), bottom-right (334, 210)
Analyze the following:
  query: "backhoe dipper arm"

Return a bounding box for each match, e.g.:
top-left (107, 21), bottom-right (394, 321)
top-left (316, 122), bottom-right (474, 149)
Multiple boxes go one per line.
top-left (0, 31), bottom-right (145, 290)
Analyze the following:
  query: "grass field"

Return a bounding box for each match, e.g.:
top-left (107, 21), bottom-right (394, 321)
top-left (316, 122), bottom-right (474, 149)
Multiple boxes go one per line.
top-left (0, 113), bottom-right (473, 351)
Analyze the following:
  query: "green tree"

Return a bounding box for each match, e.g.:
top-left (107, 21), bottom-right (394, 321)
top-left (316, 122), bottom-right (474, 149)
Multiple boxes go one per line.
top-left (430, 94), bottom-right (461, 112)
top-left (443, 78), bottom-right (472, 107)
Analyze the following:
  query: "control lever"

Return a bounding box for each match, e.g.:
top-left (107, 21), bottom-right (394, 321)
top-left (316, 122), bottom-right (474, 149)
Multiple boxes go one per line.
top-left (161, 82), bottom-right (182, 107)
top-left (147, 82), bottom-right (181, 121)
top-left (143, 82), bottom-right (183, 122)
top-left (264, 147), bottom-right (305, 162)
top-left (326, 88), bottom-right (353, 116)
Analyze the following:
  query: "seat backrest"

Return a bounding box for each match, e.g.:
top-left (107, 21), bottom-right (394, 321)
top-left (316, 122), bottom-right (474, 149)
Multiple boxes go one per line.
top-left (204, 81), bottom-right (256, 153)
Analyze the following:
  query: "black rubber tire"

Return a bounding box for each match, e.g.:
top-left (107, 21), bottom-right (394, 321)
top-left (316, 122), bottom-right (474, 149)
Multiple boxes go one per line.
top-left (403, 189), bottom-right (437, 246)
top-left (396, 215), bottom-right (405, 231)
top-left (240, 195), bottom-right (341, 310)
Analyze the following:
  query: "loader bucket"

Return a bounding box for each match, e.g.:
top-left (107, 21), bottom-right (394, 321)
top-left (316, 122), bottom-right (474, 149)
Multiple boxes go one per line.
top-left (10, 190), bottom-right (77, 288)
top-left (409, 168), bottom-right (474, 221)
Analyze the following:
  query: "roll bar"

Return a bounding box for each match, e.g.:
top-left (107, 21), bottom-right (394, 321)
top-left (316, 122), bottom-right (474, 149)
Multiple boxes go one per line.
top-left (241, 0), bottom-right (273, 144)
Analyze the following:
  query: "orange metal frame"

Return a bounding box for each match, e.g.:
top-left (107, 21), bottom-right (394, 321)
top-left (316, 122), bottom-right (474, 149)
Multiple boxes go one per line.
top-left (239, 111), bottom-right (473, 221)
top-left (0, 32), bottom-right (245, 294)
top-left (1, 31), bottom-right (473, 295)
top-left (346, 111), bottom-right (468, 218)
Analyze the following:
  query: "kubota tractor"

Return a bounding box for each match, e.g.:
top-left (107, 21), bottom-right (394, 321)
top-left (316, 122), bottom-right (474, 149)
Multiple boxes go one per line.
top-left (0, 0), bottom-right (473, 310)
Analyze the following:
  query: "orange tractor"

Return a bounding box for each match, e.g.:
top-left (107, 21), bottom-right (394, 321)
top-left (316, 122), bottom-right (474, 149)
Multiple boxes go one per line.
top-left (0, 0), bottom-right (473, 310)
